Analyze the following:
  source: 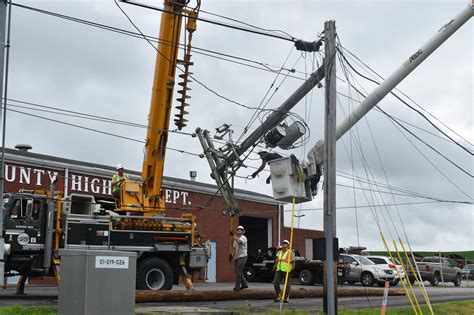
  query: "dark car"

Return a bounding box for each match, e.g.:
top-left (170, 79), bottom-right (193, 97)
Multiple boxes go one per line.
top-left (243, 247), bottom-right (301, 282)
top-left (462, 264), bottom-right (474, 280)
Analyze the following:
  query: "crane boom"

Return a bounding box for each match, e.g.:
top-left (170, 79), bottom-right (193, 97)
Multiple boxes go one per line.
top-left (119, 0), bottom-right (198, 214)
top-left (307, 2), bottom-right (473, 175)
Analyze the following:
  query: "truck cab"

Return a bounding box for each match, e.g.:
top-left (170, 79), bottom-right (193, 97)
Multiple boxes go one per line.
top-left (3, 193), bottom-right (49, 277)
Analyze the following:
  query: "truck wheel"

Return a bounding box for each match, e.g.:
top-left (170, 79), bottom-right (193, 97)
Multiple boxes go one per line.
top-left (453, 274), bottom-right (462, 287)
top-left (136, 257), bottom-right (173, 290)
top-left (429, 273), bottom-right (440, 286)
top-left (299, 269), bottom-right (315, 285)
top-left (243, 267), bottom-right (256, 282)
top-left (360, 272), bottom-right (375, 287)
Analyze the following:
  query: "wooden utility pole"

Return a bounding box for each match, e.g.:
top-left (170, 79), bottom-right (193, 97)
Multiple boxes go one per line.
top-left (323, 20), bottom-right (337, 315)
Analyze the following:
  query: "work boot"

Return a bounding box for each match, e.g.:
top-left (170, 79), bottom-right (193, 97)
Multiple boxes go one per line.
top-left (274, 292), bottom-right (282, 302)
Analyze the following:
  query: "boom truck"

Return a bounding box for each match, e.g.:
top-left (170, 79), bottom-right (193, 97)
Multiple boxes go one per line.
top-left (196, 0), bottom-right (472, 285)
top-left (1, 0), bottom-right (207, 292)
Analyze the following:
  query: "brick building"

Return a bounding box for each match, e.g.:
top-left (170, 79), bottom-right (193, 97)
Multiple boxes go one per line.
top-left (2, 147), bottom-right (323, 282)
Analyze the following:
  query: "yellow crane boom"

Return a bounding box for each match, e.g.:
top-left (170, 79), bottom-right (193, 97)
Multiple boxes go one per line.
top-left (119, 0), bottom-right (197, 215)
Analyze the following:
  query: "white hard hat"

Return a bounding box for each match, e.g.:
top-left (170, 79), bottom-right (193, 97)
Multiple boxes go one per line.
top-left (282, 240), bottom-right (290, 244)
top-left (116, 163), bottom-right (125, 170)
top-left (236, 225), bottom-right (245, 232)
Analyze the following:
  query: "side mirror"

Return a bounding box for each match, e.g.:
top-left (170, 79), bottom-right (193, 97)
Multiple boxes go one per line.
top-left (351, 261), bottom-right (359, 266)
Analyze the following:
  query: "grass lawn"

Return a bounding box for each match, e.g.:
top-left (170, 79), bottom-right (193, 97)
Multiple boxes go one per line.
top-left (1, 300), bottom-right (473, 314)
top-left (236, 300), bottom-right (474, 315)
top-left (0, 306), bottom-right (56, 315)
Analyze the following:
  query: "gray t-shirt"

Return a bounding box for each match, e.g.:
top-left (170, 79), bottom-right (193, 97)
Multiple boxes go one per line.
top-left (233, 235), bottom-right (248, 259)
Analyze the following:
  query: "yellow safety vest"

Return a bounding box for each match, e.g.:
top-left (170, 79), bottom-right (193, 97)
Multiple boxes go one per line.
top-left (112, 173), bottom-right (129, 192)
top-left (276, 250), bottom-right (292, 272)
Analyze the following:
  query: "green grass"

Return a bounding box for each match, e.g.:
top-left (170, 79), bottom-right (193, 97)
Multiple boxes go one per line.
top-left (233, 300), bottom-right (474, 315)
top-left (0, 306), bottom-right (56, 315)
top-left (2, 300), bottom-right (473, 315)
top-left (335, 300), bottom-right (474, 314)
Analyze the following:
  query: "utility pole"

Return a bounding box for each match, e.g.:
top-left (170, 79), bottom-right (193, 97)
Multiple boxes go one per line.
top-left (0, 0), bottom-right (8, 283)
top-left (323, 20), bottom-right (337, 315)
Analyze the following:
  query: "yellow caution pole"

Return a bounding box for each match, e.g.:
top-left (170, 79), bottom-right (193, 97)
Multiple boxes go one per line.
top-left (380, 232), bottom-right (418, 315)
top-left (393, 240), bottom-right (422, 314)
top-left (399, 238), bottom-right (434, 315)
top-left (280, 198), bottom-right (296, 309)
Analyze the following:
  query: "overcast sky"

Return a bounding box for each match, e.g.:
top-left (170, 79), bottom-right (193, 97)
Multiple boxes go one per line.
top-left (5, 0), bottom-right (473, 251)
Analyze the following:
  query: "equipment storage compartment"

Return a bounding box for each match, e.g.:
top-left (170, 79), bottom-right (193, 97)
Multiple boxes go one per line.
top-left (58, 249), bottom-right (136, 315)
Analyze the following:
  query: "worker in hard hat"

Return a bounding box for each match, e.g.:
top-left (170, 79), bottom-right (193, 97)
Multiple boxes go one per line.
top-left (231, 225), bottom-right (249, 291)
top-left (112, 164), bottom-right (129, 205)
top-left (273, 239), bottom-right (295, 303)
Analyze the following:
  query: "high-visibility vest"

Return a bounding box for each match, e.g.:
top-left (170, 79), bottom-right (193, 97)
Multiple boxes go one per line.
top-left (112, 173), bottom-right (129, 192)
top-left (276, 250), bottom-right (292, 272)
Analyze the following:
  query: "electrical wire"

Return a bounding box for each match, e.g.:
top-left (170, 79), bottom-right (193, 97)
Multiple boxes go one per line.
top-left (11, 3), bottom-right (304, 81)
top-left (337, 45), bottom-right (473, 156)
top-left (121, 0), bottom-right (297, 42)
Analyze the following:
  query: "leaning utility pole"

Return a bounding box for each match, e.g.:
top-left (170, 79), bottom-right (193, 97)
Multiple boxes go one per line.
top-left (0, 0), bottom-right (8, 283)
top-left (323, 20), bottom-right (337, 315)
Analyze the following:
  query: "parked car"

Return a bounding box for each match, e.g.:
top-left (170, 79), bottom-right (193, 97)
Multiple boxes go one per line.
top-left (407, 257), bottom-right (462, 287)
top-left (341, 254), bottom-right (395, 287)
top-left (461, 264), bottom-right (474, 280)
top-left (366, 255), bottom-right (405, 286)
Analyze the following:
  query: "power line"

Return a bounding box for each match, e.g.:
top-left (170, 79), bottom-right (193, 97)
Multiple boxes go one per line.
top-left (120, 0), bottom-right (297, 43)
top-left (337, 45), bottom-right (473, 156)
top-left (11, 2), bottom-right (303, 80)
top-left (336, 48), bottom-right (473, 179)
top-left (339, 45), bottom-right (473, 148)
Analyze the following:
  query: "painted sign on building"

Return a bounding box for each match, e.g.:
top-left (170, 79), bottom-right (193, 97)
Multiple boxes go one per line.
top-left (4, 163), bottom-right (191, 206)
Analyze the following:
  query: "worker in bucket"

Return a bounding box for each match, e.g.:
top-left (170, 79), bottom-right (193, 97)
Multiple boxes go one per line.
top-left (231, 225), bottom-right (249, 291)
top-left (250, 151), bottom-right (282, 184)
top-left (273, 239), bottom-right (295, 303)
top-left (112, 164), bottom-right (129, 204)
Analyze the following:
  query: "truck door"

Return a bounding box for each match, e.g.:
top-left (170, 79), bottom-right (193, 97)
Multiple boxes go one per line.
top-left (4, 197), bottom-right (45, 252)
top-left (444, 259), bottom-right (454, 281)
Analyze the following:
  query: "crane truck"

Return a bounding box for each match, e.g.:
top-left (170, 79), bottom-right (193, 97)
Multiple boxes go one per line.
top-left (1, 0), bottom-right (207, 292)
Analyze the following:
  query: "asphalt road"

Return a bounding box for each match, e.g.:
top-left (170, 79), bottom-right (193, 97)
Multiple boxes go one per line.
top-left (0, 281), bottom-right (473, 313)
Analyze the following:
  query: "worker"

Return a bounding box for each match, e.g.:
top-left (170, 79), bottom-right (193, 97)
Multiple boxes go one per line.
top-left (273, 239), bottom-right (295, 303)
top-left (28, 201), bottom-right (41, 220)
top-left (250, 151), bottom-right (282, 184)
top-left (112, 164), bottom-right (129, 203)
top-left (231, 225), bottom-right (249, 291)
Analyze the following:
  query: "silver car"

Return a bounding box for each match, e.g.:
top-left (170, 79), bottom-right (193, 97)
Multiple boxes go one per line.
top-left (341, 254), bottom-right (395, 287)
top-left (366, 255), bottom-right (405, 286)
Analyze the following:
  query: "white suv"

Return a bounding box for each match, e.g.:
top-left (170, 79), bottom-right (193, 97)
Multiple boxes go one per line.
top-left (341, 254), bottom-right (395, 287)
top-left (366, 255), bottom-right (405, 286)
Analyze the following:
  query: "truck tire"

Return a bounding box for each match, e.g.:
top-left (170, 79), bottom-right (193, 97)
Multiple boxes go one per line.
top-left (453, 273), bottom-right (462, 287)
top-left (299, 269), bottom-right (315, 285)
top-left (243, 267), bottom-right (256, 282)
top-left (136, 257), bottom-right (173, 290)
top-left (360, 272), bottom-right (375, 287)
top-left (429, 273), bottom-right (440, 286)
